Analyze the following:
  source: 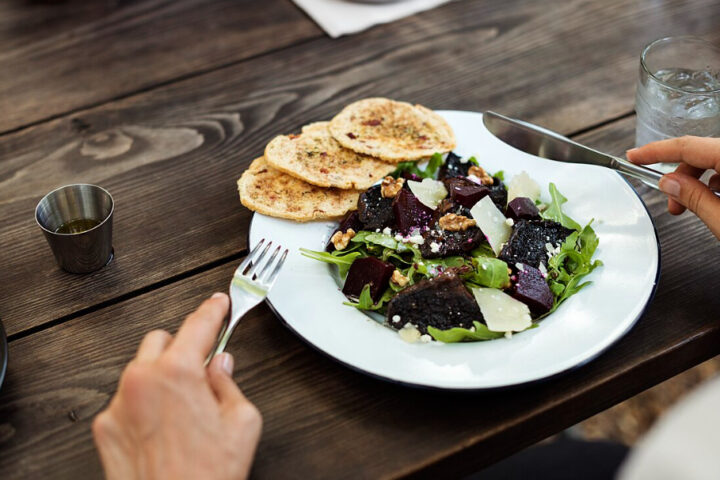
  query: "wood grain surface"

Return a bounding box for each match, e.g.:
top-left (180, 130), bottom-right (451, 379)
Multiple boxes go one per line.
top-left (1, 117), bottom-right (719, 479)
top-left (2, 0), bottom-right (720, 337)
top-left (0, 0), bottom-right (321, 134)
top-left (2, 0), bottom-right (720, 478)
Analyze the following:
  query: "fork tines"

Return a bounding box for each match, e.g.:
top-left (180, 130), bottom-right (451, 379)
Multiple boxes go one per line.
top-left (237, 239), bottom-right (288, 286)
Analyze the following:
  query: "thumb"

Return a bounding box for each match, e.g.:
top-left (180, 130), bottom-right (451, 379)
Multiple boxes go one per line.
top-left (660, 172), bottom-right (720, 239)
top-left (208, 353), bottom-right (244, 405)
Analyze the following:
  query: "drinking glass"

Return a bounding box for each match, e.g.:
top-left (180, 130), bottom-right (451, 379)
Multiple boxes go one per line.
top-left (635, 36), bottom-right (720, 173)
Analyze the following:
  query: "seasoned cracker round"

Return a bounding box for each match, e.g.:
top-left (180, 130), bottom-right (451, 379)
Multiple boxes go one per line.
top-left (328, 98), bottom-right (456, 162)
top-left (238, 157), bottom-right (359, 222)
top-left (264, 122), bottom-right (396, 190)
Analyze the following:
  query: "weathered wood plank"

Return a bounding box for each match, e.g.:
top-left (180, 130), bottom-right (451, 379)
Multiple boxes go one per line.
top-left (1, 0), bottom-right (718, 337)
top-left (0, 0), bottom-right (321, 133)
top-left (1, 115), bottom-right (719, 477)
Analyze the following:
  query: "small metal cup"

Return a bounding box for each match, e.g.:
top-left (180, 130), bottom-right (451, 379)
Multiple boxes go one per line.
top-left (35, 184), bottom-right (114, 273)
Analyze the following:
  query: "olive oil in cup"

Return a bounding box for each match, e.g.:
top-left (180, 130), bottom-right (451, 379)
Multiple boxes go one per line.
top-left (35, 184), bottom-right (114, 273)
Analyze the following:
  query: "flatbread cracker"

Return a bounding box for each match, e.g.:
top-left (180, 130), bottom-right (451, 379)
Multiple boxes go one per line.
top-left (264, 122), bottom-right (396, 190)
top-left (328, 98), bottom-right (456, 162)
top-left (238, 157), bottom-right (359, 222)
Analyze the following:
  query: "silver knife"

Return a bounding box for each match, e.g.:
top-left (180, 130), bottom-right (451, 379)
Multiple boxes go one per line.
top-left (482, 111), bottom-right (720, 197)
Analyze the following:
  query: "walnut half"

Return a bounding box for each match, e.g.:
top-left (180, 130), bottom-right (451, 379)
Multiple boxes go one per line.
top-left (331, 228), bottom-right (356, 250)
top-left (438, 213), bottom-right (476, 232)
top-left (381, 176), bottom-right (404, 198)
top-left (390, 269), bottom-right (409, 287)
top-left (468, 165), bottom-right (494, 185)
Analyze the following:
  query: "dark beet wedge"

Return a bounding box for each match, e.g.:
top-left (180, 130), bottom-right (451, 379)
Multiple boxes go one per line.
top-left (505, 197), bottom-right (540, 222)
top-left (438, 152), bottom-right (470, 180)
top-left (420, 225), bottom-right (484, 259)
top-left (488, 177), bottom-right (508, 210)
top-left (326, 211), bottom-right (363, 252)
top-left (386, 273), bottom-right (482, 334)
top-left (512, 264), bottom-right (553, 315)
top-left (499, 220), bottom-right (575, 269)
top-left (342, 257), bottom-right (395, 303)
top-left (445, 177), bottom-right (490, 208)
top-left (392, 188), bottom-right (435, 235)
top-left (357, 185), bottom-right (394, 231)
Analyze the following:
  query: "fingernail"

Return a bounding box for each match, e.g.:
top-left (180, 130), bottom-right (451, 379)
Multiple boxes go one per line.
top-left (659, 176), bottom-right (681, 197)
top-left (219, 353), bottom-right (234, 376)
top-left (626, 148), bottom-right (639, 156)
top-left (211, 292), bottom-right (225, 300)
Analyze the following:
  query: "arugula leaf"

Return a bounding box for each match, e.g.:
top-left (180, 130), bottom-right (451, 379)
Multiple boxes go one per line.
top-left (541, 183), bottom-right (582, 231)
top-left (344, 285), bottom-right (394, 311)
top-left (493, 170), bottom-right (505, 182)
top-left (544, 222), bottom-right (602, 315)
top-left (467, 156), bottom-right (480, 166)
top-left (465, 257), bottom-right (510, 289)
top-left (470, 243), bottom-right (496, 258)
top-left (390, 153), bottom-right (444, 180)
top-left (428, 321), bottom-right (505, 343)
top-left (351, 231), bottom-right (420, 256)
top-left (425, 153), bottom-right (444, 178)
top-left (299, 248), bottom-right (363, 277)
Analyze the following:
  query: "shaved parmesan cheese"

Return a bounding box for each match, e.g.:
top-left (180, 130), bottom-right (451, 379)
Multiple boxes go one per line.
top-left (508, 171), bottom-right (541, 202)
top-left (472, 288), bottom-right (532, 333)
top-left (469, 196), bottom-right (512, 255)
top-left (408, 178), bottom-right (448, 209)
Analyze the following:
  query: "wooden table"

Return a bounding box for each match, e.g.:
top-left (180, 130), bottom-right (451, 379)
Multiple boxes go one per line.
top-left (1, 1), bottom-right (719, 478)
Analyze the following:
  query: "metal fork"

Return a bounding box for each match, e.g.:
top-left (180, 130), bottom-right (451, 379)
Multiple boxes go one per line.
top-left (206, 239), bottom-right (288, 364)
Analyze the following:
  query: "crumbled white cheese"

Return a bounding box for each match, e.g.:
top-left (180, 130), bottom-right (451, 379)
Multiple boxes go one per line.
top-left (515, 263), bottom-right (525, 272)
top-left (398, 323), bottom-right (421, 343)
top-left (505, 331), bottom-right (513, 339)
top-left (505, 218), bottom-right (514, 227)
top-left (394, 234), bottom-right (404, 242)
top-left (382, 227), bottom-right (392, 235)
top-left (430, 242), bottom-right (441, 253)
top-left (459, 156), bottom-right (469, 164)
top-left (419, 334), bottom-right (432, 343)
top-left (408, 234), bottom-right (425, 245)
top-left (375, 228), bottom-right (380, 233)
top-left (392, 315), bottom-right (402, 323)
top-left (466, 174), bottom-right (482, 185)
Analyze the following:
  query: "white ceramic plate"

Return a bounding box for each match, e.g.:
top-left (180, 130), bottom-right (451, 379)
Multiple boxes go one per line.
top-left (249, 111), bottom-right (660, 390)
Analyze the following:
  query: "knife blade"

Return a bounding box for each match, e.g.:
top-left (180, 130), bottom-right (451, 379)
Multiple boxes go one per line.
top-left (482, 111), bottom-right (668, 191)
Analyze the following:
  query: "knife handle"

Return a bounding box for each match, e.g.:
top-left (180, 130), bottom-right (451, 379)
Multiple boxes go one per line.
top-left (612, 157), bottom-right (720, 198)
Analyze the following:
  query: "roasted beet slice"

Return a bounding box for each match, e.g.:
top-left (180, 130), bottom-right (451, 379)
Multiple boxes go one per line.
top-left (386, 273), bottom-right (482, 334)
top-left (512, 264), bottom-right (553, 315)
top-left (445, 177), bottom-right (490, 208)
top-left (357, 185), bottom-right (394, 231)
top-left (326, 211), bottom-right (363, 252)
top-left (392, 188), bottom-right (435, 235)
top-left (499, 220), bottom-right (574, 269)
top-left (488, 177), bottom-right (508, 210)
top-left (438, 152), bottom-right (470, 179)
top-left (505, 197), bottom-right (540, 222)
top-left (420, 225), bottom-right (484, 259)
top-left (342, 257), bottom-right (395, 302)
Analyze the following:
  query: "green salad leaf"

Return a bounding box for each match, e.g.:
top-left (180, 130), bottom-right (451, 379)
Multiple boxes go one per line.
top-left (428, 321), bottom-right (505, 343)
top-left (544, 222), bottom-right (602, 315)
top-left (299, 248), bottom-right (364, 278)
top-left (351, 231), bottom-right (420, 256)
top-left (465, 257), bottom-right (510, 289)
top-left (344, 284), bottom-right (394, 311)
top-left (391, 152), bottom-right (444, 180)
top-left (542, 183), bottom-right (582, 231)
top-left (493, 170), bottom-right (505, 181)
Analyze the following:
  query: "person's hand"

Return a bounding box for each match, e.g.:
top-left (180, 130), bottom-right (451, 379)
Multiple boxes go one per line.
top-left (92, 293), bottom-right (262, 480)
top-left (627, 136), bottom-right (720, 239)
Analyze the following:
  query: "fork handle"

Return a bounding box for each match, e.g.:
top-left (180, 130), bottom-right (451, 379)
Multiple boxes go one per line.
top-left (205, 307), bottom-right (251, 366)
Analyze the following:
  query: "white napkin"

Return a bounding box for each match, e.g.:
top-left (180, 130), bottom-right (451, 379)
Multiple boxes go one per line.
top-left (292, 0), bottom-right (454, 38)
